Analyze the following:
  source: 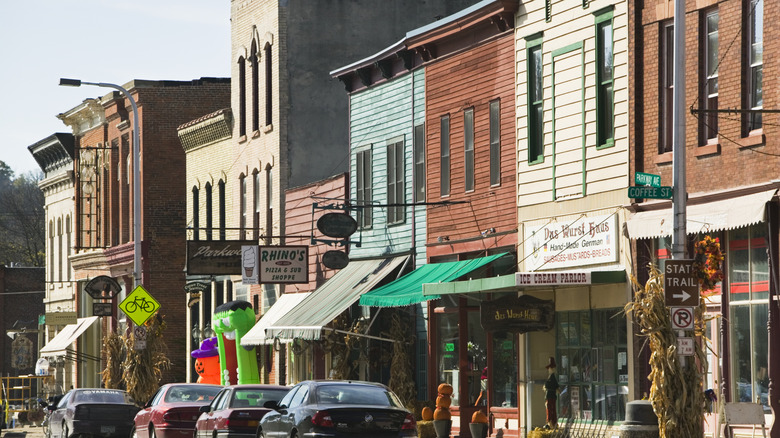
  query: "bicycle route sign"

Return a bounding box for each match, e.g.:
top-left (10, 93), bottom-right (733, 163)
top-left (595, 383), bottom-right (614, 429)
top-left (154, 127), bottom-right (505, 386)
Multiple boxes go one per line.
top-left (119, 285), bottom-right (161, 326)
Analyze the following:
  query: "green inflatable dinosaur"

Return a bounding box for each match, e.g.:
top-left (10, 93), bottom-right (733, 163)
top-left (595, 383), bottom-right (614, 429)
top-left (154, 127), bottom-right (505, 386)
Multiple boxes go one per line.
top-left (212, 300), bottom-right (260, 384)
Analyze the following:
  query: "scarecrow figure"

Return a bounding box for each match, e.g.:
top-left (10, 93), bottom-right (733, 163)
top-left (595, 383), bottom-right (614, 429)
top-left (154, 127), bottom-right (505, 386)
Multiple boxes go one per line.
top-left (543, 356), bottom-right (559, 429)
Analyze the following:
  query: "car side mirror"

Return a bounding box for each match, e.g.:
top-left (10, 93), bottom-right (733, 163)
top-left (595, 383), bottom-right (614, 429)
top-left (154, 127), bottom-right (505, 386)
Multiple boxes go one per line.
top-left (46, 405), bottom-right (56, 412)
top-left (263, 400), bottom-right (280, 410)
top-left (199, 405), bottom-right (210, 413)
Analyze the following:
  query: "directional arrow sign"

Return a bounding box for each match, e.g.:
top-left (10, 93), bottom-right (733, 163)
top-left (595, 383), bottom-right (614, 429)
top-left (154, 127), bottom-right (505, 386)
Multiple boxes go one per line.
top-left (664, 260), bottom-right (700, 307)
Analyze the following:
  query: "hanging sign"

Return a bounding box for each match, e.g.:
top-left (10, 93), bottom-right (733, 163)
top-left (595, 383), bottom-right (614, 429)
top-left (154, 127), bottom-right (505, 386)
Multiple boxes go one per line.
top-left (480, 295), bottom-right (555, 333)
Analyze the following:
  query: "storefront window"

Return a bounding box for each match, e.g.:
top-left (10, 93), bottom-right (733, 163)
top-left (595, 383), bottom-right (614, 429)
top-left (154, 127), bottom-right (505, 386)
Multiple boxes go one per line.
top-left (556, 308), bottom-right (627, 421)
top-left (466, 304), bottom-right (487, 407)
top-left (728, 225), bottom-right (769, 409)
top-left (491, 331), bottom-right (518, 407)
top-left (437, 300), bottom-right (460, 405)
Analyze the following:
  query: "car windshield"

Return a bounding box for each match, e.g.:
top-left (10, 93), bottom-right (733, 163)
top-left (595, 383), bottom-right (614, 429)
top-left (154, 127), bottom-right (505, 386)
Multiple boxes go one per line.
top-left (165, 385), bottom-right (222, 403)
top-left (232, 388), bottom-right (289, 408)
top-left (72, 389), bottom-right (129, 404)
top-left (315, 384), bottom-right (402, 407)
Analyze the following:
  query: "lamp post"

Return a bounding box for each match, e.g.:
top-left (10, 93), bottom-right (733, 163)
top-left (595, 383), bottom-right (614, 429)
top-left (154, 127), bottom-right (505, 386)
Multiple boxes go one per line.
top-left (59, 78), bottom-right (142, 288)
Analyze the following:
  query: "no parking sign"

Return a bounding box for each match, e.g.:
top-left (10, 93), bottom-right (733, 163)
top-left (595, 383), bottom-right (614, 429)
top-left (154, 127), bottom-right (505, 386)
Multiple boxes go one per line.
top-left (670, 306), bottom-right (694, 330)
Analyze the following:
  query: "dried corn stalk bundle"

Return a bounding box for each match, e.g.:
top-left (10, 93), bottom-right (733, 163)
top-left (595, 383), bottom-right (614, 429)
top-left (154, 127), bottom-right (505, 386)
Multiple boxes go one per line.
top-left (625, 264), bottom-right (707, 437)
top-left (123, 314), bottom-right (171, 405)
top-left (101, 330), bottom-right (126, 389)
top-left (384, 311), bottom-right (416, 411)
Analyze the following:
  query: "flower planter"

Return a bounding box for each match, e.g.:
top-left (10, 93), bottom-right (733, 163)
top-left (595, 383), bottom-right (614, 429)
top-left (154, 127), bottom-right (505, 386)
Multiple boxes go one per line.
top-left (469, 422), bottom-right (488, 438)
top-left (433, 419), bottom-right (452, 438)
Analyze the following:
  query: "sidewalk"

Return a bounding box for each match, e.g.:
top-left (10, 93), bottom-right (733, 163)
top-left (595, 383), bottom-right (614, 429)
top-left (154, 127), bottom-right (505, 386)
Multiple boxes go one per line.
top-left (1, 425), bottom-right (45, 438)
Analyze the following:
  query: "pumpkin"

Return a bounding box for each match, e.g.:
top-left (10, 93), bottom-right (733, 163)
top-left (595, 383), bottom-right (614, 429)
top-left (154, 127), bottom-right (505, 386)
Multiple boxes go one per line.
top-left (437, 383), bottom-right (454, 395)
top-left (421, 406), bottom-right (434, 421)
top-left (433, 406), bottom-right (451, 420)
top-left (471, 410), bottom-right (488, 424)
top-left (436, 395), bottom-right (452, 408)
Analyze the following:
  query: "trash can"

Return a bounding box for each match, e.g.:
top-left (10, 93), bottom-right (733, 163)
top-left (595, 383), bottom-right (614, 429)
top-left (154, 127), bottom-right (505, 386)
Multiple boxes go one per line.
top-left (620, 400), bottom-right (659, 438)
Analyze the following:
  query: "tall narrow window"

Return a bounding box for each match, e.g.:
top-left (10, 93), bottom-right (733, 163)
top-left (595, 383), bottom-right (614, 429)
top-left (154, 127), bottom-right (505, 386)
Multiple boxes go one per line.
top-left (387, 139), bottom-right (405, 224)
top-left (239, 174), bottom-right (247, 238)
top-left (192, 186), bottom-right (200, 241)
top-left (251, 40), bottom-right (260, 133)
top-left (218, 180), bottom-right (226, 240)
top-left (745, 0), bottom-right (763, 134)
top-left (700, 9), bottom-right (719, 144)
top-left (57, 218), bottom-right (63, 282)
top-left (49, 221), bottom-right (54, 282)
top-left (265, 167), bottom-right (273, 244)
top-left (253, 170), bottom-right (260, 240)
top-left (66, 216), bottom-right (71, 280)
top-left (527, 38), bottom-right (544, 163)
top-left (489, 100), bottom-right (501, 186)
top-left (414, 124), bottom-right (426, 202)
top-left (440, 115), bottom-right (450, 196)
top-left (356, 149), bottom-right (373, 228)
top-left (660, 21), bottom-right (674, 153)
top-left (238, 57), bottom-right (247, 137)
top-left (464, 108), bottom-right (474, 192)
top-left (205, 183), bottom-right (213, 240)
top-left (596, 8), bottom-right (615, 148)
top-left (265, 43), bottom-right (273, 126)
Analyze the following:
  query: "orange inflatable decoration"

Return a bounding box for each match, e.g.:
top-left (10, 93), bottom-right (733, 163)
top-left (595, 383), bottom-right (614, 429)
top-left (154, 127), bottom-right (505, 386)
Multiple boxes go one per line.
top-left (191, 337), bottom-right (220, 384)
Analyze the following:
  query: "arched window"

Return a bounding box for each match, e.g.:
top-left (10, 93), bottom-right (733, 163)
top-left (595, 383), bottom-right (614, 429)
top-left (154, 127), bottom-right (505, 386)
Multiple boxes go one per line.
top-left (239, 56), bottom-right (247, 136)
top-left (218, 180), bottom-right (226, 240)
top-left (265, 166), bottom-right (273, 244)
top-left (264, 43), bottom-right (272, 126)
top-left (253, 170), bottom-right (261, 240)
top-left (251, 40), bottom-right (260, 133)
top-left (192, 186), bottom-right (200, 240)
top-left (205, 182), bottom-right (213, 240)
top-left (239, 174), bottom-right (247, 238)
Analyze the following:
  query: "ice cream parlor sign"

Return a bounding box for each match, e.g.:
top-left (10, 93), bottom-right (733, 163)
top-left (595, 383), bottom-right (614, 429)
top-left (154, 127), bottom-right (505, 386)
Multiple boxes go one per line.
top-left (242, 245), bottom-right (309, 284)
top-left (524, 214), bottom-right (618, 270)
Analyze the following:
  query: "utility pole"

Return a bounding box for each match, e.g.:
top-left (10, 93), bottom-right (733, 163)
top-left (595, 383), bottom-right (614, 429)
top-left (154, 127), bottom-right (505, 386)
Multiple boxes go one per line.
top-left (672, 0), bottom-right (686, 260)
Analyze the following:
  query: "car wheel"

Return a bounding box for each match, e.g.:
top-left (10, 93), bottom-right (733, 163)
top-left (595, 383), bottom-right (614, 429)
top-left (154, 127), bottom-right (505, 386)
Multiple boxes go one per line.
top-left (149, 425), bottom-right (156, 438)
top-left (62, 423), bottom-right (69, 438)
top-left (256, 428), bottom-right (265, 438)
top-left (130, 427), bottom-right (137, 438)
top-left (290, 431), bottom-right (298, 438)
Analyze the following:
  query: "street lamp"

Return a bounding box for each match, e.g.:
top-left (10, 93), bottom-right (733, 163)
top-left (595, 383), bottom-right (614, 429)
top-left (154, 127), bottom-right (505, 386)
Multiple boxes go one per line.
top-left (59, 78), bottom-right (142, 288)
top-left (191, 323), bottom-right (215, 346)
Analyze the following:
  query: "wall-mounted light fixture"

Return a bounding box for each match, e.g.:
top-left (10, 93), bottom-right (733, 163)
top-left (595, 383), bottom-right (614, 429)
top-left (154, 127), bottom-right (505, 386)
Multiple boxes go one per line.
top-left (437, 236), bottom-right (450, 243)
top-left (191, 323), bottom-right (215, 346)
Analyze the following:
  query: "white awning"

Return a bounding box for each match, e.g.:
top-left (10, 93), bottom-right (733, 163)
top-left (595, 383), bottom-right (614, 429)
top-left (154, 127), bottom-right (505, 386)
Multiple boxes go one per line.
top-left (264, 256), bottom-right (408, 341)
top-left (240, 292), bottom-right (312, 347)
top-left (40, 316), bottom-right (99, 357)
top-left (626, 189), bottom-right (776, 240)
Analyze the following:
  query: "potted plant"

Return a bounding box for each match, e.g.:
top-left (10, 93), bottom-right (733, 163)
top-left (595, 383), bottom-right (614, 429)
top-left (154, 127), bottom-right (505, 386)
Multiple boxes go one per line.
top-left (433, 383), bottom-right (453, 438)
top-left (469, 410), bottom-right (488, 438)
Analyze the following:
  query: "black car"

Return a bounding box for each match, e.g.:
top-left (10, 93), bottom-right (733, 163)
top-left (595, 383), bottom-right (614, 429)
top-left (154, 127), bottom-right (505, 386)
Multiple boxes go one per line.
top-left (257, 380), bottom-right (416, 438)
top-left (46, 388), bottom-right (139, 438)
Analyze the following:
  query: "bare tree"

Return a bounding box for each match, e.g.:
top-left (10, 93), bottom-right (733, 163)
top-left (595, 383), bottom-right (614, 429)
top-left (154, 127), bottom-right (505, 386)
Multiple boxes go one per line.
top-left (0, 165), bottom-right (45, 267)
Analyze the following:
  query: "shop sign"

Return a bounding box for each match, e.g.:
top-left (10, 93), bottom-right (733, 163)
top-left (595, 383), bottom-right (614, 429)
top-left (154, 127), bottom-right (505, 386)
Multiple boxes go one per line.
top-left (45, 311), bottom-right (77, 326)
top-left (524, 214), bottom-right (618, 270)
top-left (480, 295), bottom-right (554, 333)
top-left (515, 271), bottom-right (591, 286)
top-left (242, 245), bottom-right (259, 284)
top-left (259, 245), bottom-right (309, 284)
top-left (186, 240), bottom-right (257, 275)
top-left (93, 302), bottom-right (113, 317)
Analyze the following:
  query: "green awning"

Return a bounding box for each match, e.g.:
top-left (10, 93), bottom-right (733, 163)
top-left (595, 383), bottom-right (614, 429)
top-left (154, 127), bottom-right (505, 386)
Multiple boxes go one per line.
top-left (423, 269), bottom-right (627, 296)
top-left (359, 253), bottom-right (508, 307)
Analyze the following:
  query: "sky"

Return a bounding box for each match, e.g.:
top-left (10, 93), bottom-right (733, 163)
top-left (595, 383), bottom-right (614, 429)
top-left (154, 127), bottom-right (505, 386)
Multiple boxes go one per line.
top-left (0, 1), bottom-right (231, 178)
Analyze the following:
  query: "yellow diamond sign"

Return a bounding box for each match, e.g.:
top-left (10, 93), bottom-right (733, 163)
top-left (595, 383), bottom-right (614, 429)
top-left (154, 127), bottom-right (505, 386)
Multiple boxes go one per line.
top-left (119, 285), bottom-right (161, 326)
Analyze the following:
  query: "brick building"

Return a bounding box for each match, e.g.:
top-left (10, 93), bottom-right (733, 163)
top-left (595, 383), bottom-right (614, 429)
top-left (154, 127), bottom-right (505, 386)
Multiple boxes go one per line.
top-left (57, 78), bottom-right (230, 385)
top-left (0, 266), bottom-right (45, 377)
top-left (628, 0), bottom-right (779, 435)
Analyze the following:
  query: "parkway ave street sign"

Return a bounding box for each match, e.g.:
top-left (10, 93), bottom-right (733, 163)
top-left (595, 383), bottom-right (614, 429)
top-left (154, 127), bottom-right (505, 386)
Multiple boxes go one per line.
top-left (634, 172), bottom-right (661, 188)
top-left (664, 259), bottom-right (700, 307)
top-left (628, 186), bottom-right (673, 199)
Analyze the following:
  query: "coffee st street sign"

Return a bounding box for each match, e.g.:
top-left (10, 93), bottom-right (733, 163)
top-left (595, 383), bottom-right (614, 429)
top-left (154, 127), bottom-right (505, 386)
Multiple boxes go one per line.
top-left (628, 186), bottom-right (673, 199)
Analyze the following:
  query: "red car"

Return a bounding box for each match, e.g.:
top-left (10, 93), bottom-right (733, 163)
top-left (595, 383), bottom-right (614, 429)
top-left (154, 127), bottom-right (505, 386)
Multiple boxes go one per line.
top-left (194, 384), bottom-right (290, 438)
top-left (132, 383), bottom-right (223, 438)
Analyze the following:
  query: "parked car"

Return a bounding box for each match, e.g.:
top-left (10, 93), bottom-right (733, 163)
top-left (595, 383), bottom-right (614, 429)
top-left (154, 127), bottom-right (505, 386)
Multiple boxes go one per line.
top-left (195, 384), bottom-right (290, 438)
top-left (258, 380), bottom-right (416, 438)
top-left (132, 383), bottom-right (222, 438)
top-left (45, 388), bottom-right (139, 438)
